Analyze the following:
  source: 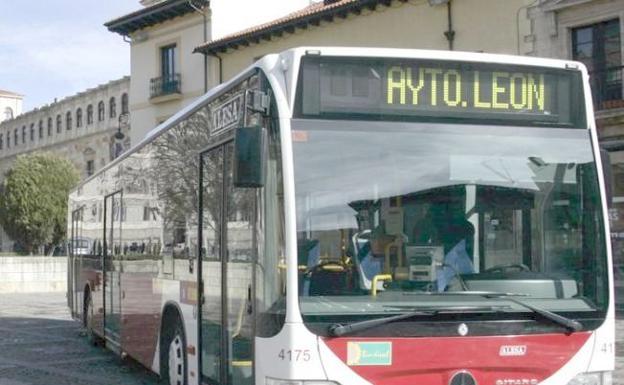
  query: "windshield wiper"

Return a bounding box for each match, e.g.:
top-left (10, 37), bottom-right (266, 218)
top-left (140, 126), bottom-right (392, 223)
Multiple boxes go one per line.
top-left (409, 291), bottom-right (583, 333)
top-left (480, 293), bottom-right (583, 333)
top-left (327, 305), bottom-right (503, 337)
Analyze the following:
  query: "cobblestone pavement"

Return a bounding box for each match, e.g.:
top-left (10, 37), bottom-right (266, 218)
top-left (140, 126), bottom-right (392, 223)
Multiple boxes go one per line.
top-left (0, 292), bottom-right (161, 385)
top-left (0, 292), bottom-right (622, 384)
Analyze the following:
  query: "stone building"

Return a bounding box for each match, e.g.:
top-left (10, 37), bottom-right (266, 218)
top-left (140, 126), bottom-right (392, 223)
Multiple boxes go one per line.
top-left (0, 89), bottom-right (23, 124)
top-left (527, 0), bottom-right (624, 309)
top-left (105, 0), bottom-right (309, 146)
top-left (0, 77), bottom-right (130, 251)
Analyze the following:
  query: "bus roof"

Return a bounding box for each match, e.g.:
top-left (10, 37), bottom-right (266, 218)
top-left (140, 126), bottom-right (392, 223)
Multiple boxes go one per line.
top-left (287, 46), bottom-right (586, 71)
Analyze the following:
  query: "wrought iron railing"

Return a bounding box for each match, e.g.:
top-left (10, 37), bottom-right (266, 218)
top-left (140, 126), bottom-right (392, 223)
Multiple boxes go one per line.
top-left (589, 65), bottom-right (624, 110)
top-left (150, 73), bottom-right (181, 99)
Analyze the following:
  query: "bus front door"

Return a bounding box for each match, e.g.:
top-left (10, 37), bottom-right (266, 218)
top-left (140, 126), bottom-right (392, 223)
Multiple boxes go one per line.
top-left (103, 191), bottom-right (123, 348)
top-left (199, 141), bottom-right (255, 385)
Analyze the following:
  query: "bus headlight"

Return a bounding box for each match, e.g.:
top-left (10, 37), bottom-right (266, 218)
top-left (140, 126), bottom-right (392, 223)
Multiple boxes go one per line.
top-left (265, 378), bottom-right (341, 385)
top-left (567, 371), bottom-right (612, 385)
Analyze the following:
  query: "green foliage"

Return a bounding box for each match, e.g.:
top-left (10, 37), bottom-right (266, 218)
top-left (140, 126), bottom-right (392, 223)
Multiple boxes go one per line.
top-left (0, 152), bottom-right (79, 253)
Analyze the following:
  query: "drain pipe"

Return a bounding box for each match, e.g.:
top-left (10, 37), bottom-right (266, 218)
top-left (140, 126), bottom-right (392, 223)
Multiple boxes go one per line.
top-left (206, 52), bottom-right (223, 84)
top-left (188, 0), bottom-right (209, 92)
top-left (443, 0), bottom-right (455, 50)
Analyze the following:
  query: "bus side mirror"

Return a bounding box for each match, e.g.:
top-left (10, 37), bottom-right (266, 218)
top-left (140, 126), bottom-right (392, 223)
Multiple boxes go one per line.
top-left (233, 125), bottom-right (267, 188)
top-left (600, 148), bottom-right (613, 208)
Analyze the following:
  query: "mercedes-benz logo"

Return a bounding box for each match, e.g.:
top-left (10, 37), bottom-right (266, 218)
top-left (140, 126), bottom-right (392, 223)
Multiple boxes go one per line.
top-left (457, 323), bottom-right (469, 336)
top-left (450, 371), bottom-right (477, 385)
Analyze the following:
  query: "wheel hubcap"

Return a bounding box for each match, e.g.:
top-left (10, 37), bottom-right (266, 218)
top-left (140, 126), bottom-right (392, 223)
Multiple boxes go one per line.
top-left (168, 334), bottom-right (184, 385)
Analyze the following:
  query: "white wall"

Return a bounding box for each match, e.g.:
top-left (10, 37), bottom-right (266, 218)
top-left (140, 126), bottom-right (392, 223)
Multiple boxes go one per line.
top-left (0, 257), bottom-right (67, 293)
top-left (0, 94), bottom-right (22, 123)
top-left (128, 13), bottom-right (207, 145)
top-left (126, 0), bottom-right (310, 144)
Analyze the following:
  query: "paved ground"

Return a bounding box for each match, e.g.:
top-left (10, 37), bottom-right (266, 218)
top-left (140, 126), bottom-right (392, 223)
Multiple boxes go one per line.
top-left (0, 292), bottom-right (622, 384)
top-left (0, 293), bottom-right (161, 385)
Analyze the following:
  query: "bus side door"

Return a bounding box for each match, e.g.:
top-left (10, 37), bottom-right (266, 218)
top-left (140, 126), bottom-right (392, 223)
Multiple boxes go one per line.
top-left (199, 141), bottom-right (255, 385)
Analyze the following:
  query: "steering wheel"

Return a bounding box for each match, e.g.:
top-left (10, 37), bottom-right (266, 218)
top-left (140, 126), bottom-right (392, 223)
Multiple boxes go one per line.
top-left (483, 263), bottom-right (531, 274)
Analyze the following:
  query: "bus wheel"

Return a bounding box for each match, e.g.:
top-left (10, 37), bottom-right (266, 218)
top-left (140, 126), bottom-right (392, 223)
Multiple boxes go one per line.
top-left (83, 291), bottom-right (100, 346)
top-left (163, 320), bottom-right (187, 385)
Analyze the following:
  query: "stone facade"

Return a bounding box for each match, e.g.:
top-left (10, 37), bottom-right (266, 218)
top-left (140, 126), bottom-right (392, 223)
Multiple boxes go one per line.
top-left (0, 77), bottom-right (131, 252)
top-left (527, 0), bottom-right (624, 310)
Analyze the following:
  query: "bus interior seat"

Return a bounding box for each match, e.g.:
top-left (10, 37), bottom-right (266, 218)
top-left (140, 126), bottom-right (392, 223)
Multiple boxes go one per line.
top-left (298, 239), bottom-right (320, 295)
top-left (308, 261), bottom-right (354, 296)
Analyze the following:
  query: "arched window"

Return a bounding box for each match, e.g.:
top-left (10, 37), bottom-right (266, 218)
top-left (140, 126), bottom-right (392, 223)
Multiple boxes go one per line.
top-left (121, 93), bottom-right (128, 114)
top-left (4, 107), bottom-right (13, 121)
top-left (76, 108), bottom-right (83, 128)
top-left (87, 104), bottom-right (93, 125)
top-left (66, 111), bottom-right (72, 130)
top-left (21, 126), bottom-right (26, 144)
top-left (98, 101), bottom-right (105, 122)
top-left (109, 97), bottom-right (116, 118)
top-left (29, 123), bottom-right (34, 142)
top-left (38, 120), bottom-right (43, 139)
top-left (56, 114), bottom-right (62, 133)
top-left (0, 133), bottom-right (3, 150)
top-left (84, 147), bottom-right (96, 177)
top-left (47, 117), bottom-right (52, 136)
top-left (14, 128), bottom-right (18, 145)
top-left (7, 132), bottom-right (10, 148)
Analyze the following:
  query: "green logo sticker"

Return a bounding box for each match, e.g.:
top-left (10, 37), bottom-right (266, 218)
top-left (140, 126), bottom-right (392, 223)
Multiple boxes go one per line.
top-left (347, 341), bottom-right (392, 366)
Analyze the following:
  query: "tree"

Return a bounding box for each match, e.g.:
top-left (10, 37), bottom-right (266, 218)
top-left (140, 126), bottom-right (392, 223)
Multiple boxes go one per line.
top-left (0, 152), bottom-right (79, 253)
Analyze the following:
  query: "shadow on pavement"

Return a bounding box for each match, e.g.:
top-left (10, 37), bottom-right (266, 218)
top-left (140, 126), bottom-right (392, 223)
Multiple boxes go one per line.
top-left (0, 317), bottom-right (162, 385)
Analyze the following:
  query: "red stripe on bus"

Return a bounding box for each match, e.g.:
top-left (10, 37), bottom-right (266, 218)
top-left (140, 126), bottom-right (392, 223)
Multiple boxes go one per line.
top-left (323, 332), bottom-right (591, 385)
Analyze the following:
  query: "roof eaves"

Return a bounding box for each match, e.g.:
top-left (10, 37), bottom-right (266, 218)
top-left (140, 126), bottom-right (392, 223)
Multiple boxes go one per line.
top-left (194, 0), bottom-right (386, 55)
top-left (105, 0), bottom-right (208, 36)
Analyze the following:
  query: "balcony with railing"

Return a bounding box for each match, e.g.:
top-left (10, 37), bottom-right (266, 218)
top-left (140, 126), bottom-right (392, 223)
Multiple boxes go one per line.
top-left (591, 66), bottom-right (624, 111)
top-left (149, 73), bottom-right (181, 102)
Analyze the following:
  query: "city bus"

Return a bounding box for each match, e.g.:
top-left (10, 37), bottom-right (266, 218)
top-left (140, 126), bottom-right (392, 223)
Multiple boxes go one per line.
top-left (67, 47), bottom-right (616, 385)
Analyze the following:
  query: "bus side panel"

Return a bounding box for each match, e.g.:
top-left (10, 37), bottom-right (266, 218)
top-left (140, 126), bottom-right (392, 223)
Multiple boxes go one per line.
top-left (121, 271), bottom-right (162, 368)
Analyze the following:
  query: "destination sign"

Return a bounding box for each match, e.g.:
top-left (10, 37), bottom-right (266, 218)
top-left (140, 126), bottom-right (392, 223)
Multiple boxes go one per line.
top-left (297, 56), bottom-right (585, 127)
top-left (386, 66), bottom-right (547, 113)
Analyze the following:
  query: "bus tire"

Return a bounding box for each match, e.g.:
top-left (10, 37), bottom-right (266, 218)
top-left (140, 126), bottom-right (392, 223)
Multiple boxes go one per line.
top-left (161, 312), bottom-right (187, 385)
top-left (83, 289), bottom-right (102, 346)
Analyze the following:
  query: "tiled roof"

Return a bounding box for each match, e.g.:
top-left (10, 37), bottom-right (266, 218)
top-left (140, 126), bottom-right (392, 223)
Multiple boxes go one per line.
top-left (194, 0), bottom-right (396, 55)
top-left (106, 0), bottom-right (208, 36)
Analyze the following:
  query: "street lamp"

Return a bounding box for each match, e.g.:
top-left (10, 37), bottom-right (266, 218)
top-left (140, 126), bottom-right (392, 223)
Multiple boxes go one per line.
top-left (114, 113), bottom-right (129, 159)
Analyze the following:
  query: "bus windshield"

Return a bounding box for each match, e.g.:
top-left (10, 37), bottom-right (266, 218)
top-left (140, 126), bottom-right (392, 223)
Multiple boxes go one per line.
top-left (292, 119), bottom-right (609, 336)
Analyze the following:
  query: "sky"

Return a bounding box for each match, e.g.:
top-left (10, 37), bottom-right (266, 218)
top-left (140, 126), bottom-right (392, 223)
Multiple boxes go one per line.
top-left (0, 0), bottom-right (140, 111)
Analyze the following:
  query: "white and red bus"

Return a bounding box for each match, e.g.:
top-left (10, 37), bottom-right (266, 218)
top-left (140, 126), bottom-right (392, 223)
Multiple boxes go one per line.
top-left (68, 47), bottom-right (616, 385)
